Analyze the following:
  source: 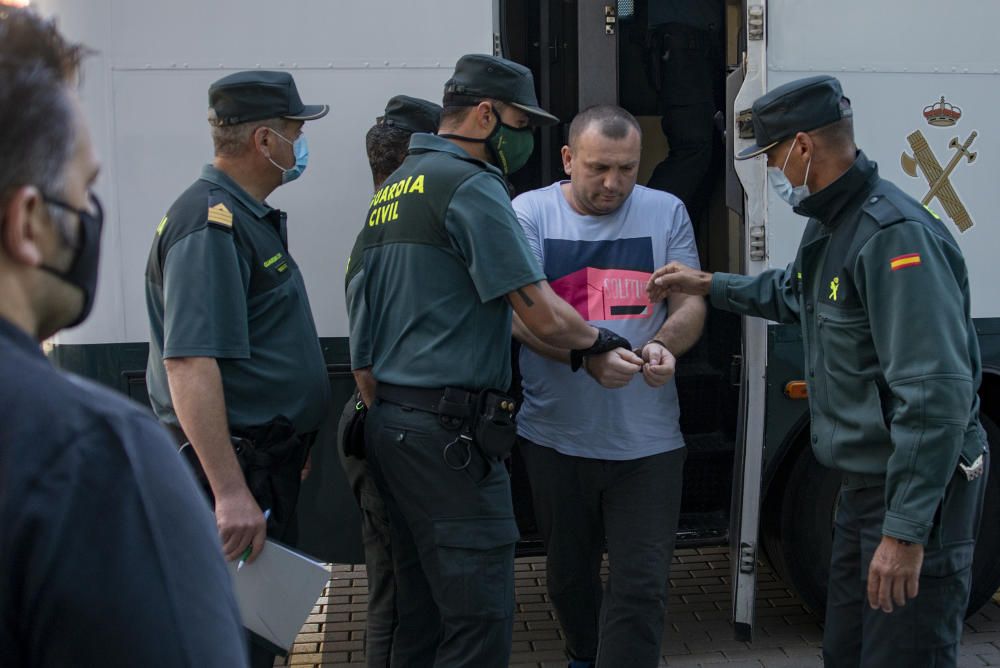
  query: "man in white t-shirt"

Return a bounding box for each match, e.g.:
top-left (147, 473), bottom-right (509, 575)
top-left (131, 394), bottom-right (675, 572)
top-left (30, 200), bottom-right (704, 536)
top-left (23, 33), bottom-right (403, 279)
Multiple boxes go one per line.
top-left (512, 105), bottom-right (706, 668)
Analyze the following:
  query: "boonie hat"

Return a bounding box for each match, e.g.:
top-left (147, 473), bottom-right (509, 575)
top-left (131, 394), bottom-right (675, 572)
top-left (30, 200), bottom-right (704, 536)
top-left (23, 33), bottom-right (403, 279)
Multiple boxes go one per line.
top-left (379, 95), bottom-right (442, 134)
top-left (443, 54), bottom-right (559, 127)
top-left (209, 70), bottom-right (329, 126)
top-left (736, 75), bottom-right (852, 160)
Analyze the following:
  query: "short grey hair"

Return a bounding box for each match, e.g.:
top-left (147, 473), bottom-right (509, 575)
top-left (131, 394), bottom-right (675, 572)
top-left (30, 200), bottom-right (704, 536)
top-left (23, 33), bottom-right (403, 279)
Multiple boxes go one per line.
top-left (207, 109), bottom-right (288, 158)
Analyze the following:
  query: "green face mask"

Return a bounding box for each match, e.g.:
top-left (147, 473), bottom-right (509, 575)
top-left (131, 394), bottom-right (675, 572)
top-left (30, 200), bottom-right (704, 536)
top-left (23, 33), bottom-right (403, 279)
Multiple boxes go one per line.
top-left (439, 106), bottom-right (535, 175)
top-left (486, 119), bottom-right (534, 175)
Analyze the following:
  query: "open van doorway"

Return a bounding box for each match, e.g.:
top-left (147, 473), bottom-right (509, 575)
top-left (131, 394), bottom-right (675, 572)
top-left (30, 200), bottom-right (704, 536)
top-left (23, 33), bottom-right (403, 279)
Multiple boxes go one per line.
top-left (499, 0), bottom-right (746, 554)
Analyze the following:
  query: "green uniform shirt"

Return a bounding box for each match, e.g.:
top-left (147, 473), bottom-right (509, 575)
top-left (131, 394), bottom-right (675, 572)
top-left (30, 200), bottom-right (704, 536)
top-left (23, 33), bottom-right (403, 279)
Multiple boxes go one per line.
top-left (710, 152), bottom-right (987, 544)
top-left (145, 165), bottom-right (330, 434)
top-left (345, 133), bottom-right (545, 390)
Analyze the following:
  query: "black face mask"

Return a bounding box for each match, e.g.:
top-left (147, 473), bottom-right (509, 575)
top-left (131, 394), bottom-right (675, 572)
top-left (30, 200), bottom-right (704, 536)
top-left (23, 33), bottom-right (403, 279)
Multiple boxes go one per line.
top-left (39, 191), bottom-right (104, 328)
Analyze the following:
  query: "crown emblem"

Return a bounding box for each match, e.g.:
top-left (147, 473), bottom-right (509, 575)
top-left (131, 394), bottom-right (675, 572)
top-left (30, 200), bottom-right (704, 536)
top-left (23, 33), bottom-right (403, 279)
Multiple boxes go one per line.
top-left (923, 96), bottom-right (961, 127)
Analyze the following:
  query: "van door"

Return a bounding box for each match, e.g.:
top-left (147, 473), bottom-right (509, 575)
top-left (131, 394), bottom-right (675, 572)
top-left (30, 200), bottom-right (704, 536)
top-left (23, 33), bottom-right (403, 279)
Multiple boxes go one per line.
top-left (577, 0), bottom-right (619, 107)
top-left (728, 0), bottom-right (769, 641)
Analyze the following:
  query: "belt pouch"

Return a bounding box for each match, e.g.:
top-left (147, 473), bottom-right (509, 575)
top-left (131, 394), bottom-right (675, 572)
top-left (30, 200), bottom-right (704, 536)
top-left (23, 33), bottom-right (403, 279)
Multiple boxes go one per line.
top-left (473, 389), bottom-right (517, 459)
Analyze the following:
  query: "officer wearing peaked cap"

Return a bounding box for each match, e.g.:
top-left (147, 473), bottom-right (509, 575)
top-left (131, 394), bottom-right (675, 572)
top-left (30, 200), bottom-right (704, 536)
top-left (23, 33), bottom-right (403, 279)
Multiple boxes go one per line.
top-left (145, 70), bottom-right (332, 668)
top-left (363, 95), bottom-right (442, 191)
top-left (337, 93), bottom-right (442, 668)
top-left (648, 75), bottom-right (988, 667)
top-left (380, 94), bottom-right (442, 133)
top-left (345, 54), bottom-right (632, 666)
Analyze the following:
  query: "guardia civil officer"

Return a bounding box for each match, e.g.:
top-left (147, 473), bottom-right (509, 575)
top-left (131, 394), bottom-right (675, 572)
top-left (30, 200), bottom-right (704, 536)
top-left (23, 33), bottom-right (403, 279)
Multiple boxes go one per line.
top-left (145, 71), bottom-right (332, 668)
top-left (345, 54), bottom-right (631, 666)
top-left (649, 75), bottom-right (988, 667)
top-left (338, 94), bottom-right (442, 667)
top-left (0, 8), bottom-right (247, 666)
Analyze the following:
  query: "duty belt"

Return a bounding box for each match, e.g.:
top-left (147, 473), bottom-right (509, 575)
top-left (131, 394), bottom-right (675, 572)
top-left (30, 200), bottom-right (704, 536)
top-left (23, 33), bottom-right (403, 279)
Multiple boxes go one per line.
top-left (161, 421), bottom-right (317, 449)
top-left (376, 383), bottom-right (477, 418)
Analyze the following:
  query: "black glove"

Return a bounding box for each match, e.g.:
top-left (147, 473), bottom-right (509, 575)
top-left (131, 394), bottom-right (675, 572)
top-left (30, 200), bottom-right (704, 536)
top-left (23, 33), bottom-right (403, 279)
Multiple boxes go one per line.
top-left (570, 327), bottom-right (632, 372)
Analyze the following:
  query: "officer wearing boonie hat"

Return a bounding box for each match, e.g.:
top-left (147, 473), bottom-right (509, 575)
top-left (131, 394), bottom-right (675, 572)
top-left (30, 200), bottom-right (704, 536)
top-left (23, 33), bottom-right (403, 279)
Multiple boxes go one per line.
top-left (345, 54), bottom-right (630, 666)
top-left (145, 70), bottom-right (332, 668)
top-left (649, 74), bottom-right (988, 667)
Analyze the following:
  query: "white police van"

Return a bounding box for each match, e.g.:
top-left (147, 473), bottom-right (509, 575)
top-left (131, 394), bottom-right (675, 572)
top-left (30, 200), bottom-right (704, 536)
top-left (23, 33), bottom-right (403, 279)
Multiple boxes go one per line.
top-left (35, 0), bottom-right (1000, 636)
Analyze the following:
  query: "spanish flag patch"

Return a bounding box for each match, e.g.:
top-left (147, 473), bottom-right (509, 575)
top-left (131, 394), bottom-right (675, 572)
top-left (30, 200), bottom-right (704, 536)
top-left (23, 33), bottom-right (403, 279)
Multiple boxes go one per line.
top-left (889, 253), bottom-right (922, 271)
top-left (207, 202), bottom-right (233, 228)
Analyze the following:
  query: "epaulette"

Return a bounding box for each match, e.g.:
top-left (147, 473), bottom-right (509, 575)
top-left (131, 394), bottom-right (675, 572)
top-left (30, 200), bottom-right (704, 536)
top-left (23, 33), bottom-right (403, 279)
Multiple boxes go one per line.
top-left (206, 190), bottom-right (235, 232)
top-left (862, 184), bottom-right (935, 229)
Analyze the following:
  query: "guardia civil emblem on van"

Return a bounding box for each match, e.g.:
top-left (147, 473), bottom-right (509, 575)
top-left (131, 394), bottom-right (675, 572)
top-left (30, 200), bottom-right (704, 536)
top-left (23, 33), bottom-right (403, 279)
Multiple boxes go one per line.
top-left (899, 96), bottom-right (978, 233)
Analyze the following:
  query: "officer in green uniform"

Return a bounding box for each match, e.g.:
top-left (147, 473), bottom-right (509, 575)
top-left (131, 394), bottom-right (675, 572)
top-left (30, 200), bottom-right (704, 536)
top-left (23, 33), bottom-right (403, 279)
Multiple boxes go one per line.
top-left (648, 75), bottom-right (988, 667)
top-left (338, 94), bottom-right (442, 668)
top-left (345, 54), bottom-right (632, 666)
top-left (145, 70), bottom-right (332, 668)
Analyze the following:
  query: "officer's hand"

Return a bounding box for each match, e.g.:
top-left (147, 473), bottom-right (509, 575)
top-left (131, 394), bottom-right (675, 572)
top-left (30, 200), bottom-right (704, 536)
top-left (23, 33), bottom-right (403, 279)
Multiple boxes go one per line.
top-left (867, 536), bottom-right (924, 613)
top-left (646, 262), bottom-right (713, 302)
top-left (584, 348), bottom-right (643, 388)
top-left (215, 487), bottom-right (267, 563)
top-left (640, 341), bottom-right (676, 388)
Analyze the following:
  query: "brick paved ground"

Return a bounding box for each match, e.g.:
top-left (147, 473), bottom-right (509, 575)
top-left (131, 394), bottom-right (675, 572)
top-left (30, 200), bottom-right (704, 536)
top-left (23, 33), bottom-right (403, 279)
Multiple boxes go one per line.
top-left (276, 547), bottom-right (1000, 667)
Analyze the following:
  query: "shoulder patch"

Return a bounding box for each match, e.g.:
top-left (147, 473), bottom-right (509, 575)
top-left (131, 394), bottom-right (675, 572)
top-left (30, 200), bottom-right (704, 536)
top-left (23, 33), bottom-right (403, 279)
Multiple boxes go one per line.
top-left (207, 201), bottom-right (233, 230)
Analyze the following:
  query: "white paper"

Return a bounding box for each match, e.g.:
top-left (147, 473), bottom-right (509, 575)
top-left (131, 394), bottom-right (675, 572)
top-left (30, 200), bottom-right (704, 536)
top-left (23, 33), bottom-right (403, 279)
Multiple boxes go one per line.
top-left (227, 540), bottom-right (330, 651)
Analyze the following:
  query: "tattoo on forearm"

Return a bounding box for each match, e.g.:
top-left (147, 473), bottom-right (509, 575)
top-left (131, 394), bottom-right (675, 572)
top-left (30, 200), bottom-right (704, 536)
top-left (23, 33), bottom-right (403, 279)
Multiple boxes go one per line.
top-left (517, 288), bottom-right (535, 307)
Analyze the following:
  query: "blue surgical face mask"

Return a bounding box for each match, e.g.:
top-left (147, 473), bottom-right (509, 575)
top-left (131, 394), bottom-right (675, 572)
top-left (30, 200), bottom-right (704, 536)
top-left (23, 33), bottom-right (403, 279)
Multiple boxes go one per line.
top-left (267, 128), bottom-right (309, 184)
top-left (768, 142), bottom-right (811, 207)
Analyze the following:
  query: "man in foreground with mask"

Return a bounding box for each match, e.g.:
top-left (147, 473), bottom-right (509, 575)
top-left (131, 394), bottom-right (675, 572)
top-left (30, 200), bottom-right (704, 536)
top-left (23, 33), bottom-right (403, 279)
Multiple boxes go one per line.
top-left (345, 54), bottom-right (632, 666)
top-left (0, 8), bottom-right (247, 666)
top-left (145, 70), bottom-right (332, 667)
top-left (647, 75), bottom-right (988, 667)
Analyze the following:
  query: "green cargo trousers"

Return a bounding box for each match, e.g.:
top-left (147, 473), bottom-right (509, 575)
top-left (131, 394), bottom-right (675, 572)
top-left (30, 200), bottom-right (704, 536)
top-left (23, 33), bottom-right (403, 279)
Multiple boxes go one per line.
top-left (365, 399), bottom-right (519, 668)
top-left (823, 462), bottom-right (988, 667)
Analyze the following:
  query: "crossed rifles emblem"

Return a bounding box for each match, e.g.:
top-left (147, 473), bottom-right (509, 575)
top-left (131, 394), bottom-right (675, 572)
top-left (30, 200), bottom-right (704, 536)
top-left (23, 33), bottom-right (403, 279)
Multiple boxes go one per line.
top-left (900, 97), bottom-right (977, 233)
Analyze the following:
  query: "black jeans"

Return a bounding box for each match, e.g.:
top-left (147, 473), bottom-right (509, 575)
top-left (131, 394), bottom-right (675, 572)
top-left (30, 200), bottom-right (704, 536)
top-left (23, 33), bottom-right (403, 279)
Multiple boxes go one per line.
top-left (823, 463), bottom-right (988, 668)
top-left (519, 438), bottom-right (686, 667)
top-left (337, 394), bottom-right (396, 667)
top-left (365, 399), bottom-right (519, 668)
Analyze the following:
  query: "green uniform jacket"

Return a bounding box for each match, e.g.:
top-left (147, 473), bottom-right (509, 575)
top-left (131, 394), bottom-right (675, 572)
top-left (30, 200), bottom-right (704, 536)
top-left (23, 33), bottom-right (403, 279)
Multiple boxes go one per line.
top-left (711, 152), bottom-right (987, 544)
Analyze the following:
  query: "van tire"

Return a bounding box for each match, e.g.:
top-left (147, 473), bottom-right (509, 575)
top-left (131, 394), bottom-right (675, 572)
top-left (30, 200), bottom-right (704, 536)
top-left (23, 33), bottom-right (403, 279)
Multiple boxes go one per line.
top-left (762, 413), bottom-right (1000, 618)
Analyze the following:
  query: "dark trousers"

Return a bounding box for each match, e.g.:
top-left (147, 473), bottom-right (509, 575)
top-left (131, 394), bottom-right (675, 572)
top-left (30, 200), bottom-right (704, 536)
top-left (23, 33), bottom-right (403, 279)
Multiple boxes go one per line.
top-left (337, 395), bottom-right (397, 667)
top-left (646, 21), bottom-right (722, 227)
top-left (823, 465), bottom-right (988, 668)
top-left (519, 438), bottom-right (686, 667)
top-left (365, 399), bottom-right (519, 668)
